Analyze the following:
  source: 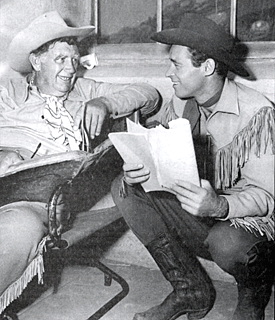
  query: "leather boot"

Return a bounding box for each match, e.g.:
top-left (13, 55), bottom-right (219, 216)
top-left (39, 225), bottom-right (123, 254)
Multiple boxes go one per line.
top-left (232, 241), bottom-right (275, 320)
top-left (133, 233), bottom-right (216, 320)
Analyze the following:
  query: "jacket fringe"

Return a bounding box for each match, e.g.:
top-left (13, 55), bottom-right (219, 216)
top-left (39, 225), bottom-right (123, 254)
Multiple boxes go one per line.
top-left (230, 215), bottom-right (274, 241)
top-left (0, 236), bottom-right (48, 315)
top-left (215, 106), bottom-right (275, 240)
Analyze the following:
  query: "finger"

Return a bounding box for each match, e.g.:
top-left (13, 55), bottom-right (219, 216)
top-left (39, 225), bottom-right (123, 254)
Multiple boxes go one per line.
top-left (171, 183), bottom-right (199, 201)
top-left (89, 114), bottom-right (99, 139)
top-left (200, 179), bottom-right (212, 190)
top-left (126, 168), bottom-right (150, 180)
top-left (123, 163), bottom-right (143, 171)
top-left (175, 180), bottom-right (201, 193)
top-left (125, 175), bottom-right (150, 185)
top-left (73, 111), bottom-right (82, 129)
top-left (94, 113), bottom-right (105, 136)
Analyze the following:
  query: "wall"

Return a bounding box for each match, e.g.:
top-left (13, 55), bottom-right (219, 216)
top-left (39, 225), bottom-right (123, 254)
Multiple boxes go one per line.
top-left (87, 43), bottom-right (275, 102)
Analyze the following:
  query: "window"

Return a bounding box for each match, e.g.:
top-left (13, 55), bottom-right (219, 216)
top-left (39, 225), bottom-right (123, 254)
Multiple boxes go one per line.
top-left (92, 0), bottom-right (275, 44)
top-left (236, 0), bottom-right (274, 41)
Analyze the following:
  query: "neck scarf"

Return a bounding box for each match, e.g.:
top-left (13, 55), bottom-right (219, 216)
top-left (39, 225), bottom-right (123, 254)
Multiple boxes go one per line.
top-left (41, 93), bottom-right (82, 151)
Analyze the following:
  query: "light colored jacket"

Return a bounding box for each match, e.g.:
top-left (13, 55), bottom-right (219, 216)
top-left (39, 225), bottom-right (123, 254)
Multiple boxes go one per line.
top-left (0, 76), bottom-right (160, 157)
top-left (148, 79), bottom-right (275, 239)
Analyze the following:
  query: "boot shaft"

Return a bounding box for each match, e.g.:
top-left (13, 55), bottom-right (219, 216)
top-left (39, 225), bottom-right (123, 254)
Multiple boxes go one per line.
top-left (146, 233), bottom-right (215, 297)
top-left (232, 241), bottom-right (275, 320)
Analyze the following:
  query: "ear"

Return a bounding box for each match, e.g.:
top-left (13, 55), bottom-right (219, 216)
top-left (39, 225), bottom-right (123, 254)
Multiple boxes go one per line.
top-left (203, 58), bottom-right (216, 76)
top-left (29, 53), bottom-right (41, 71)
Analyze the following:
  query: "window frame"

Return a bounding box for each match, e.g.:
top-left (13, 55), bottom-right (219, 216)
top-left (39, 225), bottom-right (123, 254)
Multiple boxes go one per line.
top-left (91, 0), bottom-right (275, 79)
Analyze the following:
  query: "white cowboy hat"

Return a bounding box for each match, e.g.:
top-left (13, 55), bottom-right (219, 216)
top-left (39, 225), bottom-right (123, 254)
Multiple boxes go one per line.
top-left (8, 11), bottom-right (95, 73)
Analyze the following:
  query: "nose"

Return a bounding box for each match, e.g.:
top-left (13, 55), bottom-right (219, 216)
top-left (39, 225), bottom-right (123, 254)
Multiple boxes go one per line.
top-left (165, 63), bottom-right (174, 78)
top-left (65, 59), bottom-right (77, 73)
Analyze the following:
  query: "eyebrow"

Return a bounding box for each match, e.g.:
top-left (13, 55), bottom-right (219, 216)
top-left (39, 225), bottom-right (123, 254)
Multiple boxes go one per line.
top-left (55, 54), bottom-right (65, 59)
top-left (170, 58), bottom-right (181, 64)
top-left (54, 53), bottom-right (80, 60)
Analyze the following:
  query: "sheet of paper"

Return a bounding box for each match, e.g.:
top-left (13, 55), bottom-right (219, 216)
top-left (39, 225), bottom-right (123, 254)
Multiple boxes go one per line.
top-left (109, 118), bottom-right (199, 193)
top-left (148, 118), bottom-right (200, 188)
top-left (108, 132), bottom-right (162, 191)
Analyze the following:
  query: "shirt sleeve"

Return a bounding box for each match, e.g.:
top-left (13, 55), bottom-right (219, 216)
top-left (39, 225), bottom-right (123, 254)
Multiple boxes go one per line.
top-left (75, 78), bottom-right (161, 119)
top-left (221, 141), bottom-right (274, 220)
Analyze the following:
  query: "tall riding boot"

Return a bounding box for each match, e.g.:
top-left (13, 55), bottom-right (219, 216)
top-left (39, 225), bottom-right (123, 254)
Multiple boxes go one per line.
top-left (134, 233), bottom-right (216, 320)
top-left (232, 241), bottom-right (275, 320)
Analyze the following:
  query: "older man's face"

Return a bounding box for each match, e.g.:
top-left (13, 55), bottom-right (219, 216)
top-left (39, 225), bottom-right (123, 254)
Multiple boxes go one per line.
top-left (35, 41), bottom-right (80, 97)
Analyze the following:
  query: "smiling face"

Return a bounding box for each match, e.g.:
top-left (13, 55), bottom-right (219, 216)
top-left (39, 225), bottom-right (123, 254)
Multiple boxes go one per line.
top-left (32, 41), bottom-right (80, 97)
top-left (166, 45), bottom-right (207, 101)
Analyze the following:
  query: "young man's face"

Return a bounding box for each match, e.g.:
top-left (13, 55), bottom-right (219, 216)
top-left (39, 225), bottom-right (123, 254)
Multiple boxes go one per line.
top-left (35, 41), bottom-right (80, 97)
top-left (166, 45), bottom-right (205, 100)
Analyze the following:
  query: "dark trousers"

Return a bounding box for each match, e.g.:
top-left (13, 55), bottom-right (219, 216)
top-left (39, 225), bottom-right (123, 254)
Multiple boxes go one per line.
top-left (111, 176), bottom-right (269, 278)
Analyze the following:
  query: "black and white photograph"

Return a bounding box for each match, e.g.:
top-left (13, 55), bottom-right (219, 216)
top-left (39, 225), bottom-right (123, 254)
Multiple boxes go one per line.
top-left (0, 1), bottom-right (274, 319)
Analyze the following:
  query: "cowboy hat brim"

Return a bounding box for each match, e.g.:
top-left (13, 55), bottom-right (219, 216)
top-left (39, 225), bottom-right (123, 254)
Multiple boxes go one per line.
top-left (8, 11), bottom-right (94, 73)
top-left (151, 14), bottom-right (249, 78)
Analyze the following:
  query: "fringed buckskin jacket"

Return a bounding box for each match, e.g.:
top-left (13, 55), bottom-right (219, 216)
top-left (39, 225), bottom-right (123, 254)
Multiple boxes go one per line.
top-left (147, 78), bottom-right (274, 240)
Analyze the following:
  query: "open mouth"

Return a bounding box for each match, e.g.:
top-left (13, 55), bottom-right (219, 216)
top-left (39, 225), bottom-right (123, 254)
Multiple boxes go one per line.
top-left (58, 75), bottom-right (72, 82)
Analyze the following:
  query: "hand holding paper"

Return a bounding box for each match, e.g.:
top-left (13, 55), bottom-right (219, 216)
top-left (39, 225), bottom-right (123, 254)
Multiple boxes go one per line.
top-left (109, 118), bottom-right (199, 193)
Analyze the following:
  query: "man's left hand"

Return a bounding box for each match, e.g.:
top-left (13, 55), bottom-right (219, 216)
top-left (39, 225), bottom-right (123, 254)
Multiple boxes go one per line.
top-left (74, 98), bottom-right (108, 139)
top-left (170, 179), bottom-right (228, 218)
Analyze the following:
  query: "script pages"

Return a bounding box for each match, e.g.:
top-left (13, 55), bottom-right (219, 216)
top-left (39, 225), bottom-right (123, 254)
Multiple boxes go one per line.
top-left (108, 118), bottom-right (199, 193)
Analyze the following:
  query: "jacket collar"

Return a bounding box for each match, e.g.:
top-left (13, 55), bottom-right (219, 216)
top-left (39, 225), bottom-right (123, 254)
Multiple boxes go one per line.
top-left (9, 77), bottom-right (28, 104)
top-left (211, 78), bottom-right (240, 116)
top-left (9, 75), bottom-right (84, 105)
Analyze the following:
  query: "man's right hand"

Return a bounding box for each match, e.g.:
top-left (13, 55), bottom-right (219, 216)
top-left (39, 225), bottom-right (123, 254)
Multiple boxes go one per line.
top-left (123, 163), bottom-right (150, 185)
top-left (0, 150), bottom-right (24, 175)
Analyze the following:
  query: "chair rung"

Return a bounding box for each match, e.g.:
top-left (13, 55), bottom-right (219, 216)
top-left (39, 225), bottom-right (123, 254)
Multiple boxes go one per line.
top-left (87, 260), bottom-right (129, 320)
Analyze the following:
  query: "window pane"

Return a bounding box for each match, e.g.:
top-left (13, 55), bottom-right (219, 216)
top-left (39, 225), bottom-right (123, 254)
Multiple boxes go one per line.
top-left (96, 0), bottom-right (275, 44)
top-left (97, 0), bottom-right (232, 44)
top-left (97, 0), bottom-right (157, 43)
top-left (162, 0), bottom-right (231, 32)
top-left (237, 0), bottom-right (275, 41)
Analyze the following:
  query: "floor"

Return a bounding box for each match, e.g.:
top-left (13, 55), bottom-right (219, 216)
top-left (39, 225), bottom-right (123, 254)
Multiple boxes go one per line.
top-left (8, 256), bottom-right (274, 320)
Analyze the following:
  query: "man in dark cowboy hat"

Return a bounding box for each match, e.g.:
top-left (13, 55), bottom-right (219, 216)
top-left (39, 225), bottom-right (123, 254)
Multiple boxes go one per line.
top-left (111, 13), bottom-right (274, 320)
top-left (0, 11), bottom-right (160, 317)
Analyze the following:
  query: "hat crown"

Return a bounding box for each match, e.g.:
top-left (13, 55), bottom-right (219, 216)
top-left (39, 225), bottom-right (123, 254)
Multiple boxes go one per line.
top-left (179, 13), bottom-right (234, 53)
top-left (8, 11), bottom-right (94, 73)
top-left (29, 11), bottom-right (67, 28)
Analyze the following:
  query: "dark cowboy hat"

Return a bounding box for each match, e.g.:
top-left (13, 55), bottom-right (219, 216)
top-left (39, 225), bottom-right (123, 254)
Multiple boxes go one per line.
top-left (8, 11), bottom-right (95, 73)
top-left (151, 13), bottom-right (249, 78)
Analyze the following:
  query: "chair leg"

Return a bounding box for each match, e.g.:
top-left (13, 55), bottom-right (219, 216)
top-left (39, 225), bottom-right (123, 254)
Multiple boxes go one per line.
top-left (87, 259), bottom-right (129, 320)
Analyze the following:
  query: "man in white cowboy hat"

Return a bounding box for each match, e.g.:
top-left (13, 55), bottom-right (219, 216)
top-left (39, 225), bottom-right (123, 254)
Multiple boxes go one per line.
top-left (111, 13), bottom-right (274, 320)
top-left (0, 11), bottom-right (160, 317)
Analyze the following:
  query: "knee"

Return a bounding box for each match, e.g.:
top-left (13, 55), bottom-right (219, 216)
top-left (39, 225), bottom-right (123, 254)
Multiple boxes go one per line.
top-left (0, 205), bottom-right (46, 254)
top-left (205, 221), bottom-right (258, 273)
